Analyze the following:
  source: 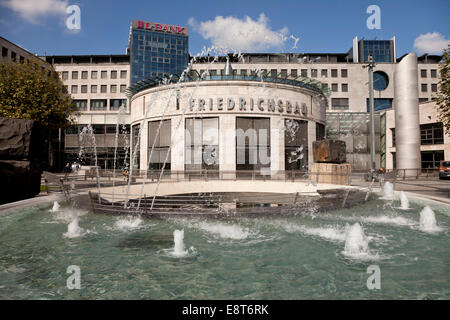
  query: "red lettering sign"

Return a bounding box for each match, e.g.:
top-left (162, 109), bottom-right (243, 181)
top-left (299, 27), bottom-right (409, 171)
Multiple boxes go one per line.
top-left (136, 20), bottom-right (186, 35)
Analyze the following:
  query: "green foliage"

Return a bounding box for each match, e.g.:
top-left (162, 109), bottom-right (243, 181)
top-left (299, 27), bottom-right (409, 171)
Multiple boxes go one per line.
top-left (436, 45), bottom-right (450, 133)
top-left (0, 60), bottom-right (75, 128)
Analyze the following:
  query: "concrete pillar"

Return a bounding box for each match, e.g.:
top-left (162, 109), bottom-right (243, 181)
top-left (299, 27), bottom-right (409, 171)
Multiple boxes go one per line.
top-left (394, 53), bottom-right (421, 176)
top-left (307, 121), bottom-right (316, 169)
top-left (171, 115), bottom-right (185, 171)
top-left (139, 120), bottom-right (148, 171)
top-left (219, 115), bottom-right (236, 177)
top-left (270, 116), bottom-right (285, 175)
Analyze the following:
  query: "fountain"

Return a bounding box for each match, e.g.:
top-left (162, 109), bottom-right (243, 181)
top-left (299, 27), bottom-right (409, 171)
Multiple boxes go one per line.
top-left (419, 206), bottom-right (440, 232)
top-left (343, 223), bottom-right (369, 256)
top-left (381, 181), bottom-right (395, 200)
top-left (173, 229), bottom-right (188, 257)
top-left (50, 201), bottom-right (60, 212)
top-left (64, 216), bottom-right (84, 238)
top-left (400, 191), bottom-right (410, 210)
top-left (114, 215), bottom-right (143, 231)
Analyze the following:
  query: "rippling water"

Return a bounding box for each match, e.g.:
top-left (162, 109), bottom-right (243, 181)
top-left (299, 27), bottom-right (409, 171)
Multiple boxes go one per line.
top-left (0, 196), bottom-right (449, 299)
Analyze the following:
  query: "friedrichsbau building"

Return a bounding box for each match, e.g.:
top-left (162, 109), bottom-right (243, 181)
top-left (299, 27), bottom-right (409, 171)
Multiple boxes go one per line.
top-left (1, 19), bottom-right (448, 173)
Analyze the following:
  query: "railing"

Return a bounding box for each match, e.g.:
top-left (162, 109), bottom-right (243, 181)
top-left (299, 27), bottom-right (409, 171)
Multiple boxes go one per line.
top-left (62, 168), bottom-right (351, 186)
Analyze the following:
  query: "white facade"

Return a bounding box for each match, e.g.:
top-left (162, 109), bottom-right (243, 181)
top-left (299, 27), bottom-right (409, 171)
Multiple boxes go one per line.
top-left (130, 79), bottom-right (327, 172)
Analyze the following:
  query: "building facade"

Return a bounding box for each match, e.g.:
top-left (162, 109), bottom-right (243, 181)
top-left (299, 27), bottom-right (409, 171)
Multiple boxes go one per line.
top-left (26, 24), bottom-right (446, 172)
top-left (44, 54), bottom-right (131, 169)
top-left (128, 20), bottom-right (189, 85)
top-left (127, 74), bottom-right (327, 173)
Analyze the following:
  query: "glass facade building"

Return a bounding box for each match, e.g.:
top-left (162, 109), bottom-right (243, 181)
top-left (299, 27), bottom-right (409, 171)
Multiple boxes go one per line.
top-left (358, 40), bottom-right (395, 63)
top-left (129, 20), bottom-right (189, 85)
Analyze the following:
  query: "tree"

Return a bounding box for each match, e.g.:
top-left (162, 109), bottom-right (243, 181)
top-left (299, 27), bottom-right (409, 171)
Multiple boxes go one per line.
top-left (436, 45), bottom-right (450, 133)
top-left (0, 60), bottom-right (75, 128)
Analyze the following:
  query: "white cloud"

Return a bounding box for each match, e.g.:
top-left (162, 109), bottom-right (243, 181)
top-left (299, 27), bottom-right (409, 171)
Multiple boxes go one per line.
top-left (188, 13), bottom-right (289, 52)
top-left (1, 0), bottom-right (68, 23)
top-left (414, 32), bottom-right (450, 55)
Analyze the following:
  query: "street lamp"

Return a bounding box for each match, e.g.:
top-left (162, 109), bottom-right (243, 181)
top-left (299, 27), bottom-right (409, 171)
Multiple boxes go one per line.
top-left (364, 55), bottom-right (376, 175)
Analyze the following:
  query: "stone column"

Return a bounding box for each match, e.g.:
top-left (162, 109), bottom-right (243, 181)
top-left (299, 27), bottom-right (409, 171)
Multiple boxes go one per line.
top-left (394, 53), bottom-right (421, 176)
top-left (171, 115), bottom-right (185, 174)
top-left (307, 121), bottom-right (316, 170)
top-left (270, 116), bottom-right (285, 178)
top-left (139, 120), bottom-right (148, 172)
top-left (219, 115), bottom-right (236, 179)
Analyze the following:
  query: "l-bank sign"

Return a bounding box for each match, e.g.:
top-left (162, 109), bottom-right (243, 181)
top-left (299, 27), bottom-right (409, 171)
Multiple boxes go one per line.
top-left (133, 20), bottom-right (188, 36)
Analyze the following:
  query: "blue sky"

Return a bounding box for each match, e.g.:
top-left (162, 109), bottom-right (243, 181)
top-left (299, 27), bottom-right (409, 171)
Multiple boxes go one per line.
top-left (0, 0), bottom-right (449, 57)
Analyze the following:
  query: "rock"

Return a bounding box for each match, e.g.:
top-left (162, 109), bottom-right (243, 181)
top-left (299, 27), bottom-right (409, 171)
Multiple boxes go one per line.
top-left (0, 160), bottom-right (41, 203)
top-left (313, 139), bottom-right (346, 164)
top-left (0, 117), bottom-right (51, 204)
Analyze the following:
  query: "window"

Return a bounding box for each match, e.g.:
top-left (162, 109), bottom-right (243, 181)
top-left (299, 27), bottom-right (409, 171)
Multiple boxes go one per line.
top-left (120, 85), bottom-right (126, 93)
top-left (71, 85), bottom-right (78, 94)
top-left (331, 98), bottom-right (349, 110)
top-left (321, 69), bottom-right (328, 78)
top-left (240, 69), bottom-right (247, 76)
top-left (185, 118), bottom-right (219, 170)
top-left (301, 69), bottom-right (307, 77)
top-left (311, 69), bottom-right (317, 77)
top-left (91, 85), bottom-right (97, 93)
top-left (291, 69), bottom-right (297, 77)
top-left (331, 69), bottom-right (338, 77)
top-left (72, 99), bottom-right (88, 111)
top-left (431, 84), bottom-right (438, 92)
top-left (285, 119), bottom-right (308, 170)
top-left (101, 71), bottom-right (107, 79)
top-left (341, 69), bottom-right (348, 78)
top-left (316, 123), bottom-right (325, 141)
top-left (366, 98), bottom-right (393, 111)
top-left (430, 69), bottom-right (437, 78)
top-left (91, 71), bottom-right (97, 79)
top-left (11, 51), bottom-right (16, 61)
top-left (72, 71), bottom-right (78, 79)
top-left (270, 69), bottom-right (277, 78)
top-left (111, 71), bottom-right (117, 79)
top-left (149, 120), bottom-right (172, 170)
top-left (280, 69), bottom-right (287, 78)
top-left (373, 71), bottom-right (389, 91)
top-left (90, 99), bottom-right (107, 111)
top-left (421, 84), bottom-right (427, 92)
top-left (236, 117), bottom-right (270, 171)
top-left (420, 69), bottom-right (427, 78)
top-left (421, 150), bottom-right (444, 168)
top-left (419, 98), bottom-right (428, 103)
top-left (420, 123), bottom-right (444, 145)
top-left (81, 71), bottom-right (88, 79)
top-left (81, 85), bottom-right (87, 93)
top-left (120, 70), bottom-right (127, 79)
top-left (110, 99), bottom-right (127, 111)
top-left (391, 128), bottom-right (396, 146)
top-left (100, 85), bottom-right (107, 93)
top-left (110, 85), bottom-right (117, 93)
top-left (132, 124), bottom-right (140, 169)
top-left (342, 84), bottom-right (348, 92)
top-left (209, 70), bottom-right (217, 76)
top-left (331, 83), bottom-right (338, 92)
top-left (63, 85), bottom-right (68, 93)
top-left (19, 56), bottom-right (24, 63)
top-left (1, 47), bottom-right (7, 57)
top-left (62, 71), bottom-right (68, 80)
